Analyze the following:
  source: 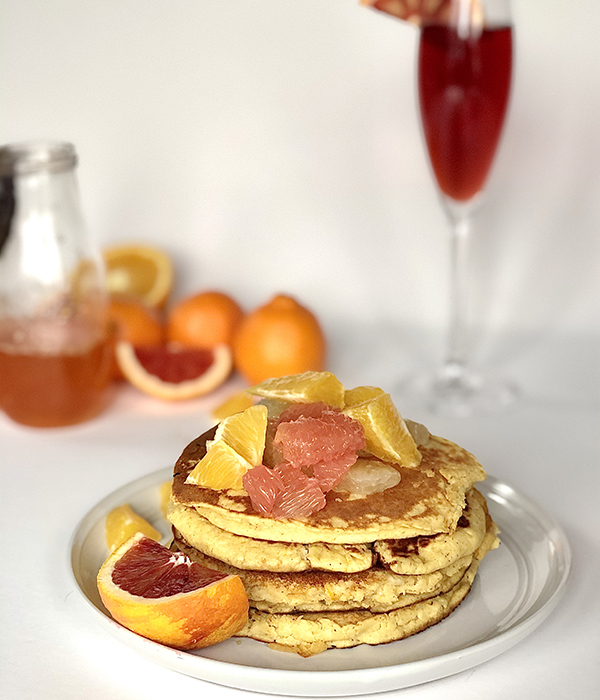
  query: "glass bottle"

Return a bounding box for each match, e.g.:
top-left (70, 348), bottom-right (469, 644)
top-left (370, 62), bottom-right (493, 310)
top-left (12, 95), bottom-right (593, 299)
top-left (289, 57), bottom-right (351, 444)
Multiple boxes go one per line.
top-left (0, 141), bottom-right (112, 427)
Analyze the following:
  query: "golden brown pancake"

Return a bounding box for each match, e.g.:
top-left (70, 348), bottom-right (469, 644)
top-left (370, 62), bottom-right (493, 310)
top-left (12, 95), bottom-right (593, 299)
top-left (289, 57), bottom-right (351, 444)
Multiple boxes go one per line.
top-left (234, 516), bottom-right (499, 656)
top-left (171, 531), bottom-right (474, 613)
top-left (170, 428), bottom-right (486, 544)
top-left (167, 487), bottom-right (488, 575)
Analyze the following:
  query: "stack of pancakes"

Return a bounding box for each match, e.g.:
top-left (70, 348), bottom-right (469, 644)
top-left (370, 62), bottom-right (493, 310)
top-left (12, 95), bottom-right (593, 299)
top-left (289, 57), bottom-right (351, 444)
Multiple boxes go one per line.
top-left (168, 425), bottom-right (499, 656)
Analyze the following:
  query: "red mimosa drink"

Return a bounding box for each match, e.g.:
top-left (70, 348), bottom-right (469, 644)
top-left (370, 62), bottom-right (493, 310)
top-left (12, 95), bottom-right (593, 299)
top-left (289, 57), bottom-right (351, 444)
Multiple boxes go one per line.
top-left (418, 24), bottom-right (512, 201)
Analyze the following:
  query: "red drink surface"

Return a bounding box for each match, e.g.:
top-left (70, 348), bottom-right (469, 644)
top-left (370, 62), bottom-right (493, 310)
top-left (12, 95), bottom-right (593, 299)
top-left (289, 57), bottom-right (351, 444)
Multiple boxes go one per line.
top-left (418, 24), bottom-right (512, 202)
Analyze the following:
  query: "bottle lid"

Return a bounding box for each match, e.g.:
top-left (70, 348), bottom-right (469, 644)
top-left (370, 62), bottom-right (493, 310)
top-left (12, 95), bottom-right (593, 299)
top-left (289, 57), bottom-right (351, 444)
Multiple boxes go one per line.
top-left (0, 141), bottom-right (78, 176)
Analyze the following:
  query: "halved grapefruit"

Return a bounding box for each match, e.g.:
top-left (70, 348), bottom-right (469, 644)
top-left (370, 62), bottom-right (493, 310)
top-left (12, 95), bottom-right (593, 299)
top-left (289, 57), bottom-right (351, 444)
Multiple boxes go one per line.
top-left (116, 341), bottom-right (232, 400)
top-left (97, 533), bottom-right (248, 649)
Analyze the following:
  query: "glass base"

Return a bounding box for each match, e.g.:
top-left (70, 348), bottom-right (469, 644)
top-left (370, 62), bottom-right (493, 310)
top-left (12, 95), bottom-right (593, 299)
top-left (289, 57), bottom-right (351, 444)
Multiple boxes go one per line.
top-left (401, 364), bottom-right (518, 417)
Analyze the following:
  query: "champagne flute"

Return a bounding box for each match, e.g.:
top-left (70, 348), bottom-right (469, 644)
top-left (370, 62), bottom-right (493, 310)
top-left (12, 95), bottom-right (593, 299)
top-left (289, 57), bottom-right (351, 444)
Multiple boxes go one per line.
top-left (407, 0), bottom-right (516, 415)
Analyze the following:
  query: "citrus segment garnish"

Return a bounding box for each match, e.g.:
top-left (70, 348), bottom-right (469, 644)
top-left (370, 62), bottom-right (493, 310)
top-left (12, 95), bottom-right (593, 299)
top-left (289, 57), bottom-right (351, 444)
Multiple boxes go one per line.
top-left (116, 341), bottom-right (232, 400)
top-left (186, 439), bottom-right (253, 490)
top-left (103, 244), bottom-right (174, 309)
top-left (213, 404), bottom-right (268, 466)
top-left (270, 464), bottom-right (327, 519)
top-left (242, 463), bottom-right (285, 515)
top-left (242, 402), bottom-right (367, 517)
top-left (274, 404), bottom-right (365, 471)
top-left (360, 0), bottom-right (452, 26)
top-left (343, 385), bottom-right (384, 408)
top-left (248, 371), bottom-right (345, 409)
top-left (212, 390), bottom-right (254, 421)
top-left (243, 463), bottom-right (326, 519)
top-left (343, 393), bottom-right (421, 466)
top-left (96, 533), bottom-right (248, 649)
top-left (333, 458), bottom-right (402, 496)
top-left (105, 504), bottom-right (162, 551)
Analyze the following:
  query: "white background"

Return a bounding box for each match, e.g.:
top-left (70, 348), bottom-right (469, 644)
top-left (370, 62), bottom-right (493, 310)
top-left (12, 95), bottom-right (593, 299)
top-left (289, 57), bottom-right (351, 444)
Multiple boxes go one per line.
top-left (1, 4), bottom-right (599, 700)
top-left (2, 0), bottom-right (598, 347)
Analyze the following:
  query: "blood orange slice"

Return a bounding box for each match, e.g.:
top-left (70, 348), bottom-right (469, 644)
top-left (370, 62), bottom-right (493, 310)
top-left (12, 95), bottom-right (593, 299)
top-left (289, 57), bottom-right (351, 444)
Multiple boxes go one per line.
top-left (116, 341), bottom-right (232, 400)
top-left (97, 532), bottom-right (248, 649)
top-left (360, 0), bottom-right (452, 26)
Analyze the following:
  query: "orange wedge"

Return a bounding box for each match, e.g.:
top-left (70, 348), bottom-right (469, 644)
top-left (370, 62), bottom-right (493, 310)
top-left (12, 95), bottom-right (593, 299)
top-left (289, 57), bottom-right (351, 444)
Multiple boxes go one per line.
top-left (103, 244), bottom-right (174, 309)
top-left (343, 392), bottom-right (421, 467)
top-left (105, 504), bottom-right (162, 552)
top-left (248, 371), bottom-right (345, 409)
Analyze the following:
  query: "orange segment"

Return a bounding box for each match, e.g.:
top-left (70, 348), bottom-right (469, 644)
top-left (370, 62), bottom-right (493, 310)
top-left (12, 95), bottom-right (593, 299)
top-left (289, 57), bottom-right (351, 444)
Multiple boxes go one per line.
top-left (343, 385), bottom-right (385, 408)
top-left (159, 481), bottom-right (172, 517)
top-left (343, 393), bottom-right (421, 467)
top-left (96, 533), bottom-right (248, 649)
top-left (103, 244), bottom-right (174, 309)
top-left (213, 404), bottom-right (268, 466)
top-left (116, 341), bottom-right (232, 400)
top-left (186, 439), bottom-right (253, 490)
top-left (212, 390), bottom-right (254, 421)
top-left (105, 504), bottom-right (162, 551)
top-left (248, 371), bottom-right (345, 409)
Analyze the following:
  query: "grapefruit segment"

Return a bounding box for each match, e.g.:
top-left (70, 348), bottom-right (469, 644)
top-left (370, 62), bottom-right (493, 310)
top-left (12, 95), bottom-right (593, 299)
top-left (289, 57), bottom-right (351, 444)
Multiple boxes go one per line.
top-left (242, 463), bottom-right (286, 515)
top-left (96, 533), bottom-right (248, 649)
top-left (270, 464), bottom-right (327, 519)
top-left (274, 403), bottom-right (365, 471)
top-left (116, 341), bottom-right (232, 400)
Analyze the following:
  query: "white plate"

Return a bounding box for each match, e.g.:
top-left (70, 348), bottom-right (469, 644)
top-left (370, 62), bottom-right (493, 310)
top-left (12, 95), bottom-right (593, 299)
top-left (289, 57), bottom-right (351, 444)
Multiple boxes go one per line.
top-left (69, 468), bottom-right (571, 696)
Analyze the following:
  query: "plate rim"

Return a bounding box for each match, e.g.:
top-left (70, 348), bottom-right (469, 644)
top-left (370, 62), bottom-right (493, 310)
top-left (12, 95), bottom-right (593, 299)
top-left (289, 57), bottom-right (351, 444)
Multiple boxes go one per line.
top-left (68, 469), bottom-right (572, 696)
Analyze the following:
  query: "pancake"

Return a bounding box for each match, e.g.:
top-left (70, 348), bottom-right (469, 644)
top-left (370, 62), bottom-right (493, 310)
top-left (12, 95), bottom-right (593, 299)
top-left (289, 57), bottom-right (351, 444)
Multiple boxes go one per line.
top-left (171, 531), bottom-right (475, 613)
top-left (168, 502), bottom-right (374, 573)
top-left (373, 487), bottom-right (489, 575)
top-left (170, 429), bottom-right (486, 544)
top-left (166, 383), bottom-right (499, 656)
top-left (167, 487), bottom-right (488, 575)
top-left (236, 516), bottom-right (499, 656)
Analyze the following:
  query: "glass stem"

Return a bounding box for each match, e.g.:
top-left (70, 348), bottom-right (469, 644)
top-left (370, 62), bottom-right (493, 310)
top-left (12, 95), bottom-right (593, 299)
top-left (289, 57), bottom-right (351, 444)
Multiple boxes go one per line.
top-left (444, 203), bottom-right (472, 381)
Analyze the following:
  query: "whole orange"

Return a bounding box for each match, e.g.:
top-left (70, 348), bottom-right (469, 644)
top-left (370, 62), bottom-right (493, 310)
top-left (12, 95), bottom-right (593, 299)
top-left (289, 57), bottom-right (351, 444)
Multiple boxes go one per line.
top-left (107, 296), bottom-right (164, 378)
top-left (167, 291), bottom-right (244, 349)
top-left (232, 294), bottom-right (326, 385)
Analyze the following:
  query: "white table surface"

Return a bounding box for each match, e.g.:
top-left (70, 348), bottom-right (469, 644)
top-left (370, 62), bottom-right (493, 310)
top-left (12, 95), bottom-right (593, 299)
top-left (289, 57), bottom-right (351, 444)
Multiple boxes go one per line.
top-left (1, 325), bottom-right (599, 700)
